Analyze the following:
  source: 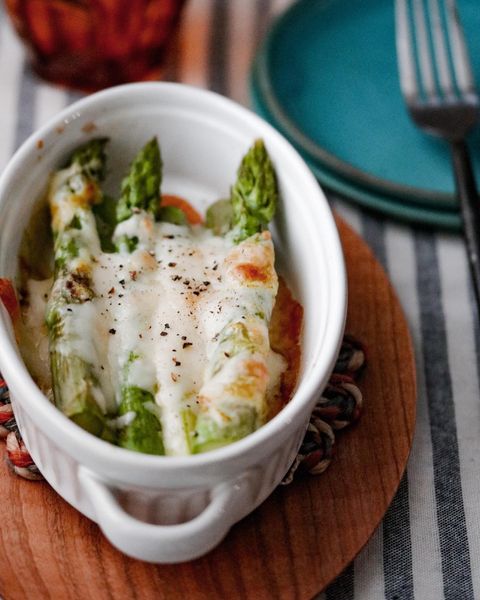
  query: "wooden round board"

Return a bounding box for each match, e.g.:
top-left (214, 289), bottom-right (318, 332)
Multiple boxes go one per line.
top-left (0, 217), bottom-right (416, 599)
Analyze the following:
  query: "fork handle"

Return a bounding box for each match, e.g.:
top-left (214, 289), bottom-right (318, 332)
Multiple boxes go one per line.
top-left (451, 140), bottom-right (480, 309)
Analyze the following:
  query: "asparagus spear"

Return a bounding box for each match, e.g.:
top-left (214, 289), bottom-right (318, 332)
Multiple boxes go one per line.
top-left (117, 353), bottom-right (164, 454)
top-left (93, 194), bottom-right (118, 253)
top-left (113, 137), bottom-right (161, 253)
top-left (205, 139), bottom-right (277, 241)
top-left (229, 139), bottom-right (278, 243)
top-left (46, 138), bottom-right (116, 441)
top-left (187, 250), bottom-right (279, 454)
top-left (186, 319), bottom-right (271, 453)
top-left (116, 137), bottom-right (162, 223)
top-left (187, 140), bottom-right (281, 453)
top-left (112, 138), bottom-right (165, 454)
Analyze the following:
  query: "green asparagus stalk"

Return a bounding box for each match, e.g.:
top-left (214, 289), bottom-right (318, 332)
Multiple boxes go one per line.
top-left (187, 296), bottom-right (276, 454)
top-left (113, 139), bottom-right (165, 454)
top-left (116, 137), bottom-right (162, 223)
top-left (93, 194), bottom-right (118, 253)
top-left (186, 320), bottom-right (268, 453)
top-left (114, 137), bottom-right (161, 253)
top-left (46, 138), bottom-right (116, 441)
top-left (205, 139), bottom-right (277, 241)
top-left (229, 139), bottom-right (278, 243)
top-left (187, 140), bottom-right (280, 453)
top-left (117, 353), bottom-right (164, 454)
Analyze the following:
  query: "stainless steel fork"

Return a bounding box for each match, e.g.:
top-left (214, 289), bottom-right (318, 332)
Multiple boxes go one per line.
top-left (395, 0), bottom-right (480, 306)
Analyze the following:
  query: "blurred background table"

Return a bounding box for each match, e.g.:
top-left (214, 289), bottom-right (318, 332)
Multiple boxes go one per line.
top-left (1, 1), bottom-right (479, 599)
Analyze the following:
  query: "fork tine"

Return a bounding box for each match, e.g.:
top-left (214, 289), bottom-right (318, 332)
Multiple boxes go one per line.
top-left (445, 0), bottom-right (476, 96)
top-left (412, 0), bottom-right (437, 99)
top-left (428, 0), bottom-right (454, 97)
top-left (395, 0), bottom-right (419, 99)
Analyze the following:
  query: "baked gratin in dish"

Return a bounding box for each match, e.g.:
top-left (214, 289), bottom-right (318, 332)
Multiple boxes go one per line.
top-left (15, 137), bottom-right (303, 456)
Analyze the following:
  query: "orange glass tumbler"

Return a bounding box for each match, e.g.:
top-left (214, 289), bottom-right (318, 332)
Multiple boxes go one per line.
top-left (4, 0), bottom-right (187, 91)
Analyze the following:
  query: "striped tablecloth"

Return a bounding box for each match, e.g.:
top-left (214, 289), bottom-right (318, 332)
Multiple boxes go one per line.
top-left (1, 2), bottom-right (479, 599)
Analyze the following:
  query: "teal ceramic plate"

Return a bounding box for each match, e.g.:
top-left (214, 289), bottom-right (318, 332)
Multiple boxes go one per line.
top-left (251, 0), bottom-right (480, 221)
top-left (251, 61), bottom-right (461, 229)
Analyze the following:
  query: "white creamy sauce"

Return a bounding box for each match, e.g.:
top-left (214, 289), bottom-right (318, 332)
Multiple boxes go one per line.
top-left (19, 278), bottom-right (53, 390)
top-left (24, 214), bottom-right (287, 455)
top-left (108, 410), bottom-right (137, 429)
top-left (113, 212), bottom-right (155, 251)
top-left (54, 301), bottom-right (99, 363)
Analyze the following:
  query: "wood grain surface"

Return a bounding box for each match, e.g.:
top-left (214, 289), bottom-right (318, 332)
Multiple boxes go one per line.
top-left (0, 218), bottom-right (416, 600)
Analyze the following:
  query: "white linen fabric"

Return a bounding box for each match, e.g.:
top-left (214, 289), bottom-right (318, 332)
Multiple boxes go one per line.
top-left (0, 1), bottom-right (479, 598)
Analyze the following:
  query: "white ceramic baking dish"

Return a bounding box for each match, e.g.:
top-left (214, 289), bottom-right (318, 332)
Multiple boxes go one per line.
top-left (0, 83), bottom-right (346, 563)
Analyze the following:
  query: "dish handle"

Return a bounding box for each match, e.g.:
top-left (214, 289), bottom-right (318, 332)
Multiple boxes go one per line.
top-left (78, 466), bottom-right (253, 563)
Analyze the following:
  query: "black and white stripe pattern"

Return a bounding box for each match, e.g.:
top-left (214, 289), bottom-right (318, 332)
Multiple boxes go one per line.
top-left (362, 214), bottom-right (414, 600)
top-left (1, 1), bottom-right (479, 597)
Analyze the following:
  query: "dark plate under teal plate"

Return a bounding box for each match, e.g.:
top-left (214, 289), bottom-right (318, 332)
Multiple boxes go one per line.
top-left (250, 0), bottom-right (480, 227)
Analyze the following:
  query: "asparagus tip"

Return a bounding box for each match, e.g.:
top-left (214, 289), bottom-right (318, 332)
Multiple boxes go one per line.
top-left (67, 137), bottom-right (110, 182)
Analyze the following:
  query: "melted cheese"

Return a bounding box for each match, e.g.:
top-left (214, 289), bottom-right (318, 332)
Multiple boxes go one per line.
top-left (18, 278), bottom-right (53, 391)
top-left (22, 217), bottom-right (287, 455)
